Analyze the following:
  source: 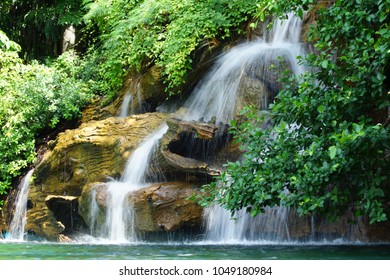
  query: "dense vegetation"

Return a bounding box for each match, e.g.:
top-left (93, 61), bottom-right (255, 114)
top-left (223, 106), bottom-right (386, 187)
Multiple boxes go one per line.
top-left (82, 0), bottom-right (259, 97)
top-left (202, 0), bottom-right (390, 224)
top-left (0, 34), bottom-right (93, 208)
top-left (0, 0), bottom-right (84, 60)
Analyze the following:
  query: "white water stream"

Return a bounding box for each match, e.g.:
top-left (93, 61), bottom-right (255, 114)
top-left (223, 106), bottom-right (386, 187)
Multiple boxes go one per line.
top-left (90, 125), bottom-right (168, 242)
top-left (183, 14), bottom-right (306, 124)
top-left (184, 14), bottom-right (306, 242)
top-left (119, 92), bottom-right (132, 117)
top-left (118, 82), bottom-right (144, 117)
top-left (6, 169), bottom-right (34, 241)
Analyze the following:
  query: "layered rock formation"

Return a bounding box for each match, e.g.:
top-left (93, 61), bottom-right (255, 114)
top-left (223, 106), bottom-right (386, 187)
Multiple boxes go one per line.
top-left (79, 181), bottom-right (203, 234)
top-left (18, 113), bottom-right (169, 239)
top-left (5, 110), bottom-right (232, 240)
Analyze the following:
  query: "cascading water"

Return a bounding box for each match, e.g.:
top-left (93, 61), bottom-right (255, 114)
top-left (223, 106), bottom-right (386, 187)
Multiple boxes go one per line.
top-left (118, 82), bottom-right (144, 117)
top-left (83, 13), bottom-right (356, 244)
top-left (183, 14), bottom-right (306, 124)
top-left (90, 125), bottom-right (168, 242)
top-left (204, 205), bottom-right (291, 243)
top-left (6, 169), bottom-right (34, 241)
top-left (119, 92), bottom-right (132, 117)
top-left (183, 14), bottom-right (307, 243)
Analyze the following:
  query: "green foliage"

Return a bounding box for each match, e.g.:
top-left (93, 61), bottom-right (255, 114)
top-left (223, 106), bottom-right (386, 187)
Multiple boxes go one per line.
top-left (0, 30), bottom-right (21, 52)
top-left (201, 0), bottom-right (390, 223)
top-left (0, 35), bottom-right (93, 201)
top-left (256, 0), bottom-right (316, 21)
top-left (82, 0), bottom-right (259, 96)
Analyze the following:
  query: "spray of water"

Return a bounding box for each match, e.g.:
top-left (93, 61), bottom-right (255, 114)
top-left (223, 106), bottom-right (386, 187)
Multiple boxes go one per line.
top-left (6, 169), bottom-right (34, 241)
top-left (119, 92), bottom-right (132, 117)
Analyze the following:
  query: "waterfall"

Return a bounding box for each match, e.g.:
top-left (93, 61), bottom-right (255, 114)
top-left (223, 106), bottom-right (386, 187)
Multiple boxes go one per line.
top-left (204, 205), bottom-right (291, 243)
top-left (6, 169), bottom-right (34, 241)
top-left (182, 14), bottom-right (306, 243)
top-left (92, 124), bottom-right (168, 242)
top-left (85, 14), bottom-right (307, 244)
top-left (184, 14), bottom-right (306, 124)
top-left (119, 82), bottom-right (144, 117)
top-left (119, 92), bottom-right (132, 117)
top-left (89, 189), bottom-right (99, 236)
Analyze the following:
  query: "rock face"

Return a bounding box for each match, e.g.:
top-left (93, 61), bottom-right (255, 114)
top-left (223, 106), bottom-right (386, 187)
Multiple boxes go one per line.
top-left (160, 118), bottom-right (229, 176)
top-left (82, 67), bottom-right (167, 123)
top-left (78, 181), bottom-right (203, 234)
top-left (24, 112), bottom-right (168, 239)
top-left (132, 181), bottom-right (202, 232)
top-left (34, 113), bottom-right (167, 193)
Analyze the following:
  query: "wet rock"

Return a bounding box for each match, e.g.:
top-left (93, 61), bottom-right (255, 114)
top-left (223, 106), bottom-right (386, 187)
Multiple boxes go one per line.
top-left (78, 181), bottom-right (203, 233)
top-left (25, 112), bottom-right (167, 239)
top-left (58, 233), bottom-right (73, 243)
top-left (0, 214), bottom-right (6, 237)
top-left (82, 68), bottom-right (167, 122)
top-left (159, 118), bottom-right (235, 176)
top-left (33, 113), bottom-right (167, 197)
top-left (132, 181), bottom-right (203, 232)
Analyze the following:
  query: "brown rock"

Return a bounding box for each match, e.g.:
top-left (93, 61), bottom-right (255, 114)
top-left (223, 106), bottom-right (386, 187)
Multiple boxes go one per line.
top-left (24, 112), bottom-right (168, 239)
top-left (78, 181), bottom-right (203, 233)
top-left (159, 118), bottom-right (232, 176)
top-left (132, 181), bottom-right (203, 232)
top-left (81, 68), bottom-right (167, 123)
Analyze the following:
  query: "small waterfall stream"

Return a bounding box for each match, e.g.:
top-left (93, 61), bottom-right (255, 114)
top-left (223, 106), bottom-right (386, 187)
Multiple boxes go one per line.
top-left (119, 92), bottom-right (132, 117)
top-left (183, 14), bottom-right (307, 243)
top-left (183, 14), bottom-right (306, 124)
top-left (90, 125), bottom-right (168, 242)
top-left (6, 169), bottom-right (34, 241)
top-left (118, 82), bottom-right (144, 117)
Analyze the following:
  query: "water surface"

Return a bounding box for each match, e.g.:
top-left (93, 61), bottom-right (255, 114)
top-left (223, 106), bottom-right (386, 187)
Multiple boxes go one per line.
top-left (1, 241), bottom-right (389, 260)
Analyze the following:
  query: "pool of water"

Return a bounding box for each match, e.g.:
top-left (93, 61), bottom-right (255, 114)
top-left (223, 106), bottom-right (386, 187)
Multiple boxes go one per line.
top-left (1, 240), bottom-right (390, 260)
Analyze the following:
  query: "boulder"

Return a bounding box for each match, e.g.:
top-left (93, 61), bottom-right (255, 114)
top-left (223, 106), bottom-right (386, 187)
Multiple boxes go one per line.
top-left (159, 118), bottom-right (239, 176)
top-left (78, 181), bottom-right (203, 234)
top-left (132, 181), bottom-right (203, 232)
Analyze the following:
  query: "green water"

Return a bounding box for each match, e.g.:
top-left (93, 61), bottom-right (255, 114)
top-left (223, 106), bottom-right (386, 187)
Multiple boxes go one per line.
top-left (1, 241), bottom-right (390, 260)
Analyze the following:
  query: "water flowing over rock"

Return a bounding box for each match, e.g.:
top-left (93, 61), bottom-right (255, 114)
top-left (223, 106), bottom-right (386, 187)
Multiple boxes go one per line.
top-left (4, 170), bottom-right (34, 241)
top-left (182, 14), bottom-right (307, 125)
top-left (23, 113), bottom-right (168, 239)
top-left (82, 67), bottom-right (167, 122)
top-left (79, 181), bottom-right (203, 235)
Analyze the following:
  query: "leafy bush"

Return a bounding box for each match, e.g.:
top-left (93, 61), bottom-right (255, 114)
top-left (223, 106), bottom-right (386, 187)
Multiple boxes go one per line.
top-left (82, 0), bottom-right (259, 96)
top-left (0, 32), bottom-right (93, 202)
top-left (201, 0), bottom-right (390, 223)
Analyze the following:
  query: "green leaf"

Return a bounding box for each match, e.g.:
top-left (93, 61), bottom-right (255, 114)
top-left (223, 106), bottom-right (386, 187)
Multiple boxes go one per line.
top-left (321, 60), bottom-right (328, 69)
top-left (328, 146), bottom-right (337, 160)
